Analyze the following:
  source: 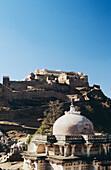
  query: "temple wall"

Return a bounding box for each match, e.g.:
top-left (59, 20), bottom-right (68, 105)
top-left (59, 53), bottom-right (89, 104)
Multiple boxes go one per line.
top-left (28, 143), bottom-right (37, 153)
top-left (23, 158), bottom-right (111, 170)
top-left (37, 160), bottom-right (51, 170)
top-left (50, 162), bottom-right (95, 170)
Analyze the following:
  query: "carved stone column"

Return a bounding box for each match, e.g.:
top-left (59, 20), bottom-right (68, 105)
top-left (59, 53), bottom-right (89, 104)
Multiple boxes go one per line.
top-left (71, 167), bottom-right (74, 170)
top-left (103, 144), bottom-right (107, 155)
top-left (35, 144), bottom-right (38, 154)
top-left (45, 145), bottom-right (49, 155)
top-left (93, 161), bottom-right (99, 170)
top-left (53, 145), bottom-right (56, 155)
top-left (79, 161), bottom-right (82, 170)
top-left (81, 145), bottom-right (85, 155)
top-left (61, 167), bottom-right (65, 170)
top-left (99, 144), bottom-right (101, 154)
top-left (71, 145), bottom-right (76, 156)
top-left (59, 145), bottom-right (63, 156)
top-left (86, 144), bottom-right (92, 157)
top-left (34, 161), bottom-right (37, 170)
top-left (64, 145), bottom-right (68, 157)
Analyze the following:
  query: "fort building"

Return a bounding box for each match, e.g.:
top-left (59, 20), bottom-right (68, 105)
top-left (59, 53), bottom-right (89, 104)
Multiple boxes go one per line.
top-left (3, 69), bottom-right (89, 91)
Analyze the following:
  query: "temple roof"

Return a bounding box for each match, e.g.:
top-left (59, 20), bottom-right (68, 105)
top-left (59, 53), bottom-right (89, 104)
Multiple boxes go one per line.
top-left (53, 103), bottom-right (94, 136)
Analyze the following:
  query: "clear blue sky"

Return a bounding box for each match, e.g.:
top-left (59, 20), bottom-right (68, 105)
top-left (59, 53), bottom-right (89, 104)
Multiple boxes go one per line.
top-left (0, 0), bottom-right (111, 98)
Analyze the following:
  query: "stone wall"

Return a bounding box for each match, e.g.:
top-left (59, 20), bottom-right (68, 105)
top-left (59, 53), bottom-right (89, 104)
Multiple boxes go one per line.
top-left (0, 123), bottom-right (37, 133)
top-left (70, 78), bottom-right (89, 87)
top-left (3, 80), bottom-right (45, 91)
top-left (4, 79), bottom-right (70, 93)
top-left (0, 84), bottom-right (12, 105)
top-left (11, 90), bottom-right (67, 101)
top-left (0, 105), bottom-right (45, 128)
top-left (0, 83), bottom-right (68, 106)
top-left (3, 75), bottom-right (89, 92)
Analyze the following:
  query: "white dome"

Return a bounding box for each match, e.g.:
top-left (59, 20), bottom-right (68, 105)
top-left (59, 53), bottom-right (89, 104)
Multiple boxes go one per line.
top-left (53, 103), bottom-right (94, 136)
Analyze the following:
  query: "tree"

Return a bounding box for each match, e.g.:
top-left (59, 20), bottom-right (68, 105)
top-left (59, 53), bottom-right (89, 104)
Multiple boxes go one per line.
top-left (36, 100), bottom-right (64, 134)
top-left (43, 100), bottom-right (64, 124)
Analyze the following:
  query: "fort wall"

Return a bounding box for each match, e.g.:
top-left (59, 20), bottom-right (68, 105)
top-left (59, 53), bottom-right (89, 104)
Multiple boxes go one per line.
top-left (0, 84), bottom-right (68, 106)
top-left (70, 79), bottom-right (89, 87)
top-left (4, 80), bottom-right (70, 92)
top-left (11, 90), bottom-right (67, 101)
top-left (0, 123), bottom-right (37, 133)
top-left (3, 79), bottom-right (45, 91)
top-left (3, 74), bottom-right (89, 92)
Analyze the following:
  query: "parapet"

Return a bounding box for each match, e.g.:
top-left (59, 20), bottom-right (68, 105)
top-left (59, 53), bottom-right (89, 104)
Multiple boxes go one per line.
top-left (3, 76), bottom-right (10, 85)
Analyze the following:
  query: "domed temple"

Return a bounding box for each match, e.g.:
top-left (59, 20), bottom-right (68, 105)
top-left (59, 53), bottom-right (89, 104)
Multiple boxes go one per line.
top-left (23, 103), bottom-right (111, 170)
top-left (53, 103), bottom-right (94, 136)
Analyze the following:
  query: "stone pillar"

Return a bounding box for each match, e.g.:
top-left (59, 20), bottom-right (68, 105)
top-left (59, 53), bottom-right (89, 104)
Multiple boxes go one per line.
top-left (61, 166), bottom-right (65, 170)
top-left (45, 145), bottom-right (49, 155)
top-left (34, 161), bottom-right (37, 170)
top-left (93, 164), bottom-right (96, 170)
top-left (35, 144), bottom-right (38, 154)
top-left (28, 159), bottom-right (31, 169)
top-left (24, 159), bottom-right (29, 169)
top-left (64, 145), bottom-right (68, 157)
top-left (23, 158), bottom-right (27, 168)
top-left (81, 145), bottom-right (85, 155)
top-left (99, 144), bottom-right (101, 154)
top-left (59, 145), bottom-right (63, 156)
top-left (53, 145), bottom-right (56, 155)
top-left (93, 162), bottom-right (99, 170)
top-left (79, 161), bottom-right (81, 170)
top-left (71, 145), bottom-right (76, 156)
top-left (86, 144), bottom-right (92, 157)
top-left (103, 144), bottom-right (107, 155)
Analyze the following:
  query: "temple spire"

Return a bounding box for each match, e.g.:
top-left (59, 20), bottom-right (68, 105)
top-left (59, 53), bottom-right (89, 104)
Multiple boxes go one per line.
top-left (65, 99), bottom-right (81, 115)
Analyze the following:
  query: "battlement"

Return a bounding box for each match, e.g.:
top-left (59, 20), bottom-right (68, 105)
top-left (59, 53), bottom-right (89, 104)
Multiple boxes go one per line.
top-left (0, 69), bottom-right (89, 107)
top-left (3, 69), bottom-right (89, 92)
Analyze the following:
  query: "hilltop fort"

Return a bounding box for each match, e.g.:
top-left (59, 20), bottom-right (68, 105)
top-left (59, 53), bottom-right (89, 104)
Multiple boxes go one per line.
top-left (0, 69), bottom-right (110, 169)
top-left (1, 68), bottom-right (89, 106)
top-left (0, 68), bottom-right (110, 136)
top-left (3, 68), bottom-right (89, 91)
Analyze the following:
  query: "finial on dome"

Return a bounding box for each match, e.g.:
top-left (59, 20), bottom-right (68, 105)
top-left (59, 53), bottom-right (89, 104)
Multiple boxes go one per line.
top-left (65, 99), bottom-right (81, 115)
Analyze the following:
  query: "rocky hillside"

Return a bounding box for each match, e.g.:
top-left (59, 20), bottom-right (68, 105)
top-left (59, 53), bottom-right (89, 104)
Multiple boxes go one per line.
top-left (0, 82), bottom-right (110, 135)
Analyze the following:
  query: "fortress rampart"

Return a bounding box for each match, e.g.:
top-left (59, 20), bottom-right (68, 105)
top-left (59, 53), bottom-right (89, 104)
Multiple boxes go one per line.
top-left (3, 69), bottom-right (89, 91)
top-left (0, 69), bottom-right (89, 106)
top-left (0, 83), bottom-right (68, 107)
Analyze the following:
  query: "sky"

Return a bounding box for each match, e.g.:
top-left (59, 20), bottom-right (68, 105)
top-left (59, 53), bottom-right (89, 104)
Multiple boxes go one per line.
top-left (0, 0), bottom-right (111, 98)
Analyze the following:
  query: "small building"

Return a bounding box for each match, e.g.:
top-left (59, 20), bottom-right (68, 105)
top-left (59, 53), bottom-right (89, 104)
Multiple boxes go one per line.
top-left (26, 72), bottom-right (35, 81)
top-left (39, 69), bottom-right (63, 77)
top-left (58, 73), bottom-right (89, 87)
top-left (23, 103), bottom-right (111, 170)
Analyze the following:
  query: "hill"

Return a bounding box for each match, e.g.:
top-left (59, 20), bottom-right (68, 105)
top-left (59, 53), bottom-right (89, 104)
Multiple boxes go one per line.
top-left (0, 70), bottom-right (110, 135)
